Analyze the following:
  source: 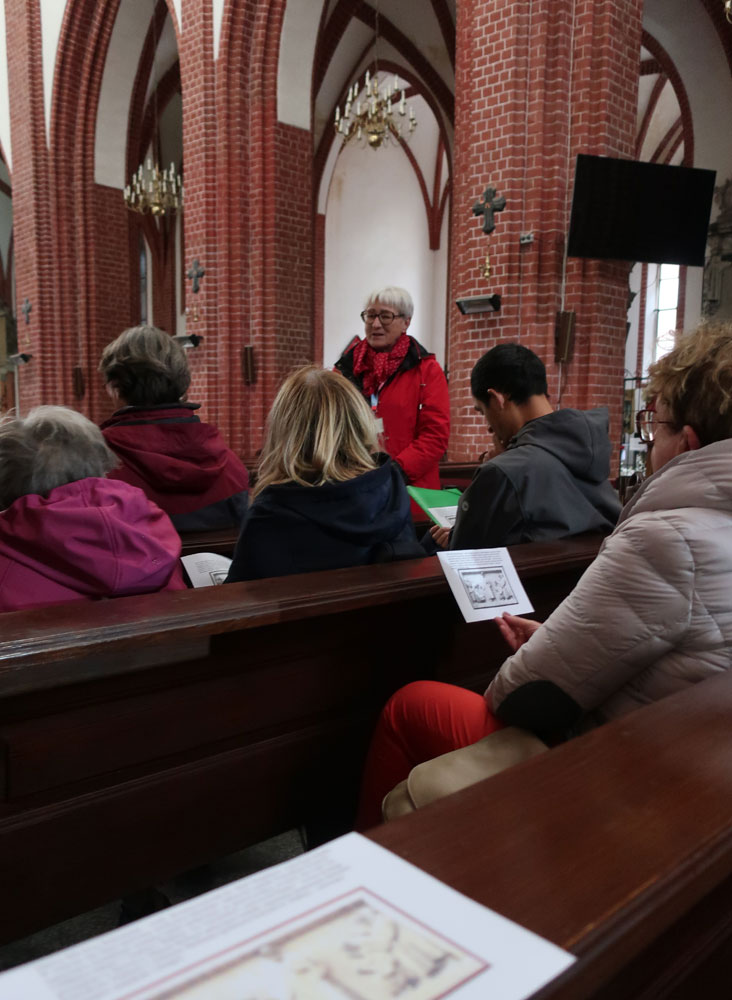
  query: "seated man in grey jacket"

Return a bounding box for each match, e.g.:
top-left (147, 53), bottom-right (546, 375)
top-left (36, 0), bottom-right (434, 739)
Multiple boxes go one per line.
top-left (431, 343), bottom-right (620, 550)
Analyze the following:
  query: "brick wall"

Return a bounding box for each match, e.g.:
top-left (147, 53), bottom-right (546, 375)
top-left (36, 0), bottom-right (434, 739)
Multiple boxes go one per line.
top-left (8, 0), bottom-right (647, 469)
top-left (5, 0), bottom-right (55, 411)
top-left (91, 183), bottom-right (135, 421)
top-left (448, 0), bottom-right (643, 463)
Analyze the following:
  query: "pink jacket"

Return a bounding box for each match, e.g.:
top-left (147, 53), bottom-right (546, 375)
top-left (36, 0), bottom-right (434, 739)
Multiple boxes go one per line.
top-left (0, 478), bottom-right (186, 613)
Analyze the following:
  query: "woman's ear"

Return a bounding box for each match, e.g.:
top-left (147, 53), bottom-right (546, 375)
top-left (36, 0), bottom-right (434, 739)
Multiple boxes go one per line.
top-left (105, 382), bottom-right (120, 403)
top-left (681, 425), bottom-right (702, 452)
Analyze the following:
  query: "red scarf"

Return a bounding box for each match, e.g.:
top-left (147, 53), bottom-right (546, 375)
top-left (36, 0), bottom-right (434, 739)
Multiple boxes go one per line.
top-left (352, 333), bottom-right (411, 397)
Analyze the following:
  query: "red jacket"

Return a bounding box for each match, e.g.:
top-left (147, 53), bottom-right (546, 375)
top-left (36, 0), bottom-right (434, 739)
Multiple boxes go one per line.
top-left (101, 403), bottom-right (249, 528)
top-left (0, 478), bottom-right (186, 613)
top-left (335, 337), bottom-right (450, 492)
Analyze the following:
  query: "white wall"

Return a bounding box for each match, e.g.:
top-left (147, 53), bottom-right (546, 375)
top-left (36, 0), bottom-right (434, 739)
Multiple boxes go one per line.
top-left (323, 91), bottom-right (449, 367)
top-left (95, 0), bottom-right (156, 188)
top-left (40, 0), bottom-right (66, 143)
top-left (278, 0), bottom-right (324, 128)
top-left (0, 1), bottom-right (11, 167)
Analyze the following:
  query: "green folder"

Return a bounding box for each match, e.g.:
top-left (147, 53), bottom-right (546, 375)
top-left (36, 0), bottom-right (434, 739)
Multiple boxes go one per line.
top-left (407, 486), bottom-right (462, 525)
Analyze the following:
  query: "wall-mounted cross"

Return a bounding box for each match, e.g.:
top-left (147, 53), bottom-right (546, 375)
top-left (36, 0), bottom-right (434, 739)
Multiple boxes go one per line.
top-left (472, 187), bottom-right (506, 235)
top-left (186, 258), bottom-right (206, 294)
top-left (21, 298), bottom-right (32, 324)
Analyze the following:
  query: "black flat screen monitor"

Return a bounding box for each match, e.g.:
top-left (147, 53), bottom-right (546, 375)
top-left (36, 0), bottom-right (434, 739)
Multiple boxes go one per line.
top-left (567, 154), bottom-right (715, 267)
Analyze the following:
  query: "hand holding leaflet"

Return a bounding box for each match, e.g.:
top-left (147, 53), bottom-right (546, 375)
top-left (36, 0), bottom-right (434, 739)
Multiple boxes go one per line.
top-left (495, 612), bottom-right (543, 651)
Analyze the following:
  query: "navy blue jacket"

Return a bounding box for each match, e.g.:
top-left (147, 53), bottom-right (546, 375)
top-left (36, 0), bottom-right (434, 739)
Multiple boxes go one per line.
top-left (226, 455), bottom-right (424, 582)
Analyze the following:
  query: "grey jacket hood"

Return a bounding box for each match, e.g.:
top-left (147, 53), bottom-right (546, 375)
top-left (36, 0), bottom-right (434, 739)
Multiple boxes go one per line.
top-left (510, 407), bottom-right (613, 484)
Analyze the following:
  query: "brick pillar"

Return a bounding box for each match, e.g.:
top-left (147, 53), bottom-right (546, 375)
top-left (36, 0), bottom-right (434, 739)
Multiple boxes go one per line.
top-left (177, 0), bottom-right (221, 431)
top-left (561, 0), bottom-right (643, 448)
top-left (214, 0), bottom-right (314, 462)
top-left (48, 0), bottom-right (125, 421)
top-left (5, 0), bottom-right (54, 411)
top-left (448, 0), bottom-right (642, 460)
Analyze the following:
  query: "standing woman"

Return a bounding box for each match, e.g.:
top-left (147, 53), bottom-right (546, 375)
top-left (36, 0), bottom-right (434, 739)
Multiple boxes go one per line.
top-left (335, 287), bottom-right (450, 509)
top-left (225, 366), bottom-right (423, 582)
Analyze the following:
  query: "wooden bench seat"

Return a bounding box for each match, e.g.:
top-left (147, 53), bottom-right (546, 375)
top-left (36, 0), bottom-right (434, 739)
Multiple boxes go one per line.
top-left (0, 535), bottom-right (601, 944)
top-left (369, 669), bottom-right (732, 999)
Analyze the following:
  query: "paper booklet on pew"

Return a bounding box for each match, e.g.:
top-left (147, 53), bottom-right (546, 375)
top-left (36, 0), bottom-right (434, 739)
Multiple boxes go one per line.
top-left (0, 833), bottom-right (575, 1000)
top-left (437, 548), bottom-right (534, 623)
top-left (407, 485), bottom-right (461, 528)
top-left (181, 552), bottom-right (233, 587)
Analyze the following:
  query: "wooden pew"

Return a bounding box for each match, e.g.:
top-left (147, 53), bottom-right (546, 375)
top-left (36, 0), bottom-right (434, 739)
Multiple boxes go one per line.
top-left (369, 669), bottom-right (732, 999)
top-left (0, 536), bottom-right (601, 944)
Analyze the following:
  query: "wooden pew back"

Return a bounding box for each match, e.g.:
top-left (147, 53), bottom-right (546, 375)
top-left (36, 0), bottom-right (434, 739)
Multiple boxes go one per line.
top-left (369, 669), bottom-right (732, 999)
top-left (0, 536), bottom-right (601, 943)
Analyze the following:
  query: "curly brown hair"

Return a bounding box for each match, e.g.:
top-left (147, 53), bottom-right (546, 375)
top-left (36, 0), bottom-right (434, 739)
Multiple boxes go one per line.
top-left (647, 322), bottom-right (732, 446)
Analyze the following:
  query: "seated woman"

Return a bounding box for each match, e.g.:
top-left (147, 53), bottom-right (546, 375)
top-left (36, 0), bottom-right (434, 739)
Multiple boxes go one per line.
top-left (226, 366), bottom-right (424, 582)
top-left (99, 325), bottom-right (249, 532)
top-left (0, 406), bottom-right (185, 612)
top-left (357, 323), bottom-right (732, 828)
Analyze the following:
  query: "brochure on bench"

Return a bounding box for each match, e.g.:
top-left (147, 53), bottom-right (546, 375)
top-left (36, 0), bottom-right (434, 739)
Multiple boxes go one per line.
top-left (0, 833), bottom-right (574, 1000)
top-left (407, 486), bottom-right (461, 527)
top-left (181, 552), bottom-right (233, 587)
top-left (438, 548), bottom-right (534, 623)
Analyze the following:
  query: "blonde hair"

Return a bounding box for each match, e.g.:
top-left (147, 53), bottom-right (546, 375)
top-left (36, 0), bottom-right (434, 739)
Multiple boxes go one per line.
top-left (99, 325), bottom-right (190, 406)
top-left (253, 366), bottom-right (378, 498)
top-left (0, 406), bottom-right (117, 509)
top-left (647, 322), bottom-right (732, 446)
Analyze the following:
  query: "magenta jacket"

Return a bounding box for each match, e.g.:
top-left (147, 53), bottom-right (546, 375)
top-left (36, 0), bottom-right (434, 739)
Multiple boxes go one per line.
top-left (0, 478), bottom-right (186, 613)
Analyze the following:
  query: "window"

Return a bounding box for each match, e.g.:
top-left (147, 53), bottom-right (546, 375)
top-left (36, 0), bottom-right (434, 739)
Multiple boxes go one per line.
top-left (654, 263), bottom-right (679, 361)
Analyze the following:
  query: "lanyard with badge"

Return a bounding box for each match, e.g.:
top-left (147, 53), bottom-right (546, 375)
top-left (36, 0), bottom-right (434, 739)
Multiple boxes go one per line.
top-left (370, 391), bottom-right (385, 434)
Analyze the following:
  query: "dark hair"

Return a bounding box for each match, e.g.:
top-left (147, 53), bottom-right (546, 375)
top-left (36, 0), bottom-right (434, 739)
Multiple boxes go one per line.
top-left (99, 325), bottom-right (191, 407)
top-left (470, 343), bottom-right (548, 406)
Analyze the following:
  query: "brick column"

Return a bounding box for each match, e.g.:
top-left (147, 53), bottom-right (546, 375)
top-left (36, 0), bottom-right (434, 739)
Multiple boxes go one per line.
top-left (448, 0), bottom-right (642, 460)
top-left (214, 0), bottom-right (314, 462)
top-left (5, 0), bottom-right (54, 411)
top-left (561, 0), bottom-right (643, 443)
top-left (177, 0), bottom-right (221, 431)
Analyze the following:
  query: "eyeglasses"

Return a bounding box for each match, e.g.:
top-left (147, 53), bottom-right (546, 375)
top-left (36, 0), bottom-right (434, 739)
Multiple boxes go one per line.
top-left (635, 408), bottom-right (676, 443)
top-left (360, 310), bottom-right (404, 326)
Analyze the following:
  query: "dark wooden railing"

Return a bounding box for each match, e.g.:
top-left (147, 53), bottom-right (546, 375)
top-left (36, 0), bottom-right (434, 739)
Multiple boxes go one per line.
top-left (0, 536), bottom-right (601, 944)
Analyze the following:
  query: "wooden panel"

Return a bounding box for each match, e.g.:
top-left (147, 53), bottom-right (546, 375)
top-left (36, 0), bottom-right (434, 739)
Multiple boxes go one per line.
top-left (368, 671), bottom-right (732, 1000)
top-left (0, 536), bottom-right (603, 943)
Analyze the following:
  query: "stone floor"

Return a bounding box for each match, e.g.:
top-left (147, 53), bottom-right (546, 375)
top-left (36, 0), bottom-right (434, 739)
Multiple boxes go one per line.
top-left (0, 829), bottom-right (304, 973)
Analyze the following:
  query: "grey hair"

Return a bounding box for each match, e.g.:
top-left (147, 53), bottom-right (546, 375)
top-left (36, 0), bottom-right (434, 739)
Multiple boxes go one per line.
top-left (0, 405), bottom-right (118, 510)
top-left (364, 286), bottom-right (414, 319)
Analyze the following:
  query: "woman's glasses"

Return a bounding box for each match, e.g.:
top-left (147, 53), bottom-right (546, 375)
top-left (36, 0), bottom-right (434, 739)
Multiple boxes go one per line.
top-left (360, 310), bottom-right (404, 327)
top-left (635, 408), bottom-right (676, 443)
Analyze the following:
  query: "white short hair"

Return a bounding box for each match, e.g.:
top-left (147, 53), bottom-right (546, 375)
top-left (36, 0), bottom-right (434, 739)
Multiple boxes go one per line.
top-left (0, 405), bottom-right (117, 509)
top-left (364, 286), bottom-right (414, 319)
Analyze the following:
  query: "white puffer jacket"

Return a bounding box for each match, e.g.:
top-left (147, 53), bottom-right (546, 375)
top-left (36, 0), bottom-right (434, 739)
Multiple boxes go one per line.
top-left (488, 439), bottom-right (732, 728)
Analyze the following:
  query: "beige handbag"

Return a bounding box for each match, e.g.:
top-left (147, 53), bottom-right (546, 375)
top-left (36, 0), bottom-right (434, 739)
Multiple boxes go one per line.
top-left (382, 727), bottom-right (549, 821)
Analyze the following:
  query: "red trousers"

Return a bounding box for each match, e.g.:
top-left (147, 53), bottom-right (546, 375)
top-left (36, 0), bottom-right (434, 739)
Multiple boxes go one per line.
top-left (355, 680), bottom-right (504, 830)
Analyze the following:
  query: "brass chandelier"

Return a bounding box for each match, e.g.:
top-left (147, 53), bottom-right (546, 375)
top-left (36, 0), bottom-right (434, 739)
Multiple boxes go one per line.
top-left (124, 12), bottom-right (182, 217)
top-left (124, 159), bottom-right (182, 216)
top-left (335, 70), bottom-right (416, 149)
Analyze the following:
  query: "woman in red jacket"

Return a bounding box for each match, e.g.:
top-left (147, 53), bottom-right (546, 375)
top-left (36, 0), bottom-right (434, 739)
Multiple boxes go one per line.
top-left (335, 287), bottom-right (450, 513)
